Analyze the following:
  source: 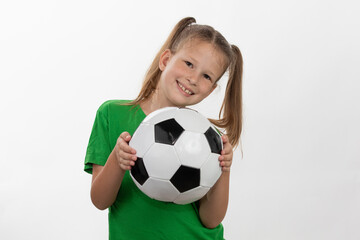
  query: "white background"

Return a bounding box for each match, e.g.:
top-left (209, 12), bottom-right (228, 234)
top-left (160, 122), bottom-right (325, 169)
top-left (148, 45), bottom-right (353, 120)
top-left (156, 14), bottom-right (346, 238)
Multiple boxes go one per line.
top-left (1, 0), bottom-right (359, 239)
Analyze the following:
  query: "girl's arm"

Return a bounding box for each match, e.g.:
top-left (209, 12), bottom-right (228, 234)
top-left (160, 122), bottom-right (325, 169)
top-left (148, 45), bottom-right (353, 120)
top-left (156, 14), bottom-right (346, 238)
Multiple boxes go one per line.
top-left (198, 135), bottom-right (233, 228)
top-left (90, 132), bottom-right (137, 210)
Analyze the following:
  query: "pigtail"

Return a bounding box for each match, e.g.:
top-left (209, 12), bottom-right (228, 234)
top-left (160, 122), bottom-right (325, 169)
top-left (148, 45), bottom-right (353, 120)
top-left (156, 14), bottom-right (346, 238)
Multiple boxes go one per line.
top-left (129, 17), bottom-right (196, 106)
top-left (210, 45), bottom-right (243, 148)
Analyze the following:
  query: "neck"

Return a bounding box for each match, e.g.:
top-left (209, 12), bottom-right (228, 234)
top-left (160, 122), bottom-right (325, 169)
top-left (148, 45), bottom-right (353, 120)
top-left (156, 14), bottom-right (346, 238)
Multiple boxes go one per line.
top-left (140, 90), bottom-right (177, 116)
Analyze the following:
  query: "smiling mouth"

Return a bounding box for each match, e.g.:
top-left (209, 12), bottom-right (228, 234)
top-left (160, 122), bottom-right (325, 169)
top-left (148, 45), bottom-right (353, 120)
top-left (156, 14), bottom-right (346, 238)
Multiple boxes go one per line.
top-left (177, 81), bottom-right (194, 95)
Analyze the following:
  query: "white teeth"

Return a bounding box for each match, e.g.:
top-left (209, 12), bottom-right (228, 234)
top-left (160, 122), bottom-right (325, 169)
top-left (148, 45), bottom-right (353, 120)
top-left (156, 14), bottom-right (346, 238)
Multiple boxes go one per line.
top-left (178, 82), bottom-right (193, 95)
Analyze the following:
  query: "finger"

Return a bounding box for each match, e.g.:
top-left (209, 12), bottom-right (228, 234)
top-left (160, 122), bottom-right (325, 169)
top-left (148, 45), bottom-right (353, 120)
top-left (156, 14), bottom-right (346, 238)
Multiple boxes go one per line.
top-left (220, 149), bottom-right (233, 160)
top-left (118, 157), bottom-right (138, 171)
top-left (221, 135), bottom-right (229, 143)
top-left (118, 150), bottom-right (138, 162)
top-left (117, 137), bottom-right (136, 154)
top-left (221, 136), bottom-right (232, 155)
top-left (119, 163), bottom-right (132, 171)
top-left (120, 158), bottom-right (136, 167)
top-left (219, 155), bottom-right (231, 162)
top-left (120, 132), bottom-right (132, 142)
top-left (120, 140), bottom-right (137, 154)
top-left (220, 159), bottom-right (232, 168)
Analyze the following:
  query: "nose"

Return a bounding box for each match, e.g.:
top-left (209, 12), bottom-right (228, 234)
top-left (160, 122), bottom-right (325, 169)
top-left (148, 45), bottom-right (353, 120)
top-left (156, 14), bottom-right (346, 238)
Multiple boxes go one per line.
top-left (187, 72), bottom-right (201, 86)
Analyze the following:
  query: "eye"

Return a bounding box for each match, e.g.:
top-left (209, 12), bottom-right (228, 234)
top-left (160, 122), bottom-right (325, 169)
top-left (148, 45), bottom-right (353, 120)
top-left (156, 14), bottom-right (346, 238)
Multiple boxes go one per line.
top-left (204, 74), bottom-right (212, 81)
top-left (184, 61), bottom-right (193, 68)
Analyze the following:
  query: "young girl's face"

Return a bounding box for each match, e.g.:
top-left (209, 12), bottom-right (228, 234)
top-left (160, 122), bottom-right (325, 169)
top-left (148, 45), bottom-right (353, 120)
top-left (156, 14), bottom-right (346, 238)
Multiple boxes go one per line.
top-left (157, 39), bottom-right (227, 108)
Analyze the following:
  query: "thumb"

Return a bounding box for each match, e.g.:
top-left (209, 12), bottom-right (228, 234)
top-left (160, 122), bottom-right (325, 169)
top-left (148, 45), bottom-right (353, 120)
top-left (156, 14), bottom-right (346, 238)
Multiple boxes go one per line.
top-left (120, 132), bottom-right (131, 142)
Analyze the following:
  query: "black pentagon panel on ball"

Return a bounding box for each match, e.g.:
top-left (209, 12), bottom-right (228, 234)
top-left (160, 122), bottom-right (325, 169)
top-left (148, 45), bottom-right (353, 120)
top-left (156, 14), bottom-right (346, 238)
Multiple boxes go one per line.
top-left (170, 166), bottom-right (200, 193)
top-left (204, 127), bottom-right (222, 154)
top-left (154, 118), bottom-right (184, 145)
top-left (131, 157), bottom-right (149, 185)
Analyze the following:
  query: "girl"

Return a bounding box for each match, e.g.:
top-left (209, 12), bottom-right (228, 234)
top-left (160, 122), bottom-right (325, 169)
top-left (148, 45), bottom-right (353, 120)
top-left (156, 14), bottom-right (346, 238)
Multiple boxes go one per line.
top-left (85, 17), bottom-right (243, 240)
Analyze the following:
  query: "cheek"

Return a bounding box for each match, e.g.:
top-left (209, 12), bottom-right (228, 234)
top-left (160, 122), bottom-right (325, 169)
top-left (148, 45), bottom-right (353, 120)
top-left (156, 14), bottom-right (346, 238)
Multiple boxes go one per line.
top-left (201, 83), bottom-right (216, 95)
top-left (172, 62), bottom-right (188, 75)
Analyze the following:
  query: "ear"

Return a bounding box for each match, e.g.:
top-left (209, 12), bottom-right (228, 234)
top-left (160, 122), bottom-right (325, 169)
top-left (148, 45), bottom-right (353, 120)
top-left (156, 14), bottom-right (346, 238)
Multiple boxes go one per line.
top-left (159, 49), bottom-right (172, 71)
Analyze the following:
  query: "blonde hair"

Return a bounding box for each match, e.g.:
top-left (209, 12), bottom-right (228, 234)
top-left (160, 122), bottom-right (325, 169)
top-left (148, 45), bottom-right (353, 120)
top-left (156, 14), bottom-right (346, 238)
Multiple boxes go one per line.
top-left (129, 17), bottom-right (243, 148)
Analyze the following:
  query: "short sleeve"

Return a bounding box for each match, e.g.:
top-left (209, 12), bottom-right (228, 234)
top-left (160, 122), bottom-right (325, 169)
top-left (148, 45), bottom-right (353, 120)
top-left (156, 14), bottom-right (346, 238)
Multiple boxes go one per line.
top-left (84, 104), bottom-right (112, 174)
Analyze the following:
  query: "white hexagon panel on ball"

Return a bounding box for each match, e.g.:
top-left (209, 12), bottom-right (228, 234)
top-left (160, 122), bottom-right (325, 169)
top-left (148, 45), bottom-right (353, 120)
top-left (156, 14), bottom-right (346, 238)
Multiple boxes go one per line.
top-left (200, 153), bottom-right (222, 188)
top-left (174, 108), bottom-right (211, 133)
top-left (129, 123), bottom-right (155, 158)
top-left (143, 107), bottom-right (179, 125)
top-left (140, 178), bottom-right (180, 202)
top-left (174, 186), bottom-right (210, 205)
top-left (143, 143), bottom-right (181, 180)
top-left (174, 131), bottom-right (211, 169)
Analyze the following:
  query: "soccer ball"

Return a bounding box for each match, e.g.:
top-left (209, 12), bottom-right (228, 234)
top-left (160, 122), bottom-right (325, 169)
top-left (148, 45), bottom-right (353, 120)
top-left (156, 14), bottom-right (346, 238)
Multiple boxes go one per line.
top-left (129, 107), bottom-right (223, 204)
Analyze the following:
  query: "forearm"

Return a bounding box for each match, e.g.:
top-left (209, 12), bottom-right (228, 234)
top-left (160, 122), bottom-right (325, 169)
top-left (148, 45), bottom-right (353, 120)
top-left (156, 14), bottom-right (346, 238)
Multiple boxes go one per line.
top-left (199, 172), bottom-right (230, 228)
top-left (90, 150), bottom-right (125, 210)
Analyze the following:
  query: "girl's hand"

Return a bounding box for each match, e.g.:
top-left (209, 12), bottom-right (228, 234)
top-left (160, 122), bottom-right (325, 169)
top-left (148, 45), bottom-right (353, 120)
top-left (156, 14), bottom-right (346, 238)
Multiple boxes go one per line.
top-left (219, 135), bottom-right (233, 172)
top-left (114, 132), bottom-right (137, 171)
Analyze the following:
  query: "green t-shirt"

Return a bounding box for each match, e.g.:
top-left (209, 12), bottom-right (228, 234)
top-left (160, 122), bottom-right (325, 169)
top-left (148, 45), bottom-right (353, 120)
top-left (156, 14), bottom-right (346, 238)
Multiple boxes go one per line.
top-left (84, 100), bottom-right (224, 240)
